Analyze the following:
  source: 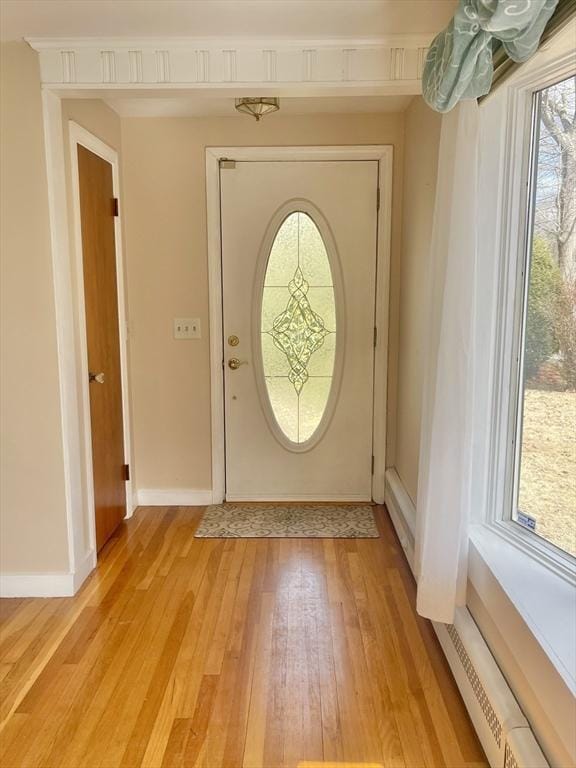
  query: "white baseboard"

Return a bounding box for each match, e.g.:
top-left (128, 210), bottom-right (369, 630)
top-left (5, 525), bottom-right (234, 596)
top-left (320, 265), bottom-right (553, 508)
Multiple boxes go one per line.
top-left (0, 547), bottom-right (96, 598)
top-left (0, 572), bottom-right (75, 598)
top-left (225, 493), bottom-right (372, 502)
top-left (73, 548), bottom-right (97, 592)
top-left (505, 727), bottom-right (550, 768)
top-left (135, 489), bottom-right (213, 507)
top-left (432, 608), bottom-right (550, 768)
top-left (384, 467), bottom-right (416, 572)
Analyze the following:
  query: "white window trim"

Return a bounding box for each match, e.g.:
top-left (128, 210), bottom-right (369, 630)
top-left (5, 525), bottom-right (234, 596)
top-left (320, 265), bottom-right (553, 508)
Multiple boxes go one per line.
top-left (469, 523), bottom-right (576, 695)
top-left (484, 48), bottom-right (576, 585)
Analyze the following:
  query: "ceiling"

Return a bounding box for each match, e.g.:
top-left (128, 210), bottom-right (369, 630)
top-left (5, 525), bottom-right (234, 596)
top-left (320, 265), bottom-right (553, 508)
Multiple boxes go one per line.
top-left (1, 0), bottom-right (456, 42)
top-left (104, 93), bottom-right (414, 118)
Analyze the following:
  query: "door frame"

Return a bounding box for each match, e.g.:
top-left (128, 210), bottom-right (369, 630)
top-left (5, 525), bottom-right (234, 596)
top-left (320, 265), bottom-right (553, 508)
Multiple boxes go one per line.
top-left (68, 121), bottom-right (134, 557)
top-left (206, 145), bottom-right (393, 504)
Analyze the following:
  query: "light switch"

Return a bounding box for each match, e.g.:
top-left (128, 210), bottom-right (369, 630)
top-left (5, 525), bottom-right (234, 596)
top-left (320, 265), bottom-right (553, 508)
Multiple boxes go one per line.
top-left (174, 317), bottom-right (201, 339)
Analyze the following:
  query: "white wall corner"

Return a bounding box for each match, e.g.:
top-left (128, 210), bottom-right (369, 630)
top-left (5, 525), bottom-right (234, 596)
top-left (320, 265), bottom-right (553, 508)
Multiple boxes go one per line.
top-left (384, 467), bottom-right (416, 572)
top-left (135, 489), bottom-right (213, 507)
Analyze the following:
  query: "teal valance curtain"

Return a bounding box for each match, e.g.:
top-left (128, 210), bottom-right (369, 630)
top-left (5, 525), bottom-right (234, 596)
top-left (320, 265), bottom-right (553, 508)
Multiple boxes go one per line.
top-left (423, 0), bottom-right (559, 113)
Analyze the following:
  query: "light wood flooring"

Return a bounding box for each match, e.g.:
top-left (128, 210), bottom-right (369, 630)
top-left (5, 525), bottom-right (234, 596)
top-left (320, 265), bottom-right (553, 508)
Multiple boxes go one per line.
top-left (0, 505), bottom-right (487, 768)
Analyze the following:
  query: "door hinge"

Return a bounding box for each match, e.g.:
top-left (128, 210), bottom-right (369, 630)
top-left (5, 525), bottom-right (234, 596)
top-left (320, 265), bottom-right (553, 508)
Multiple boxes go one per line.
top-left (123, 464), bottom-right (130, 481)
top-left (219, 158), bottom-right (236, 169)
top-left (373, 326), bottom-right (378, 348)
top-left (112, 197), bottom-right (119, 217)
top-left (371, 455), bottom-right (375, 475)
top-left (376, 187), bottom-right (380, 211)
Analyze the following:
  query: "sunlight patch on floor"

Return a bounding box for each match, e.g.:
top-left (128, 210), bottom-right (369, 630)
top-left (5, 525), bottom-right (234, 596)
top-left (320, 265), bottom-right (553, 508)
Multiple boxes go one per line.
top-left (298, 763), bottom-right (384, 768)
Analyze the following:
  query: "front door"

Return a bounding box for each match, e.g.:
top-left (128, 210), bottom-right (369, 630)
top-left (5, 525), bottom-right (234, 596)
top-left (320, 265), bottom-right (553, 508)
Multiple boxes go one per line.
top-left (77, 145), bottom-right (126, 551)
top-left (220, 160), bottom-right (378, 501)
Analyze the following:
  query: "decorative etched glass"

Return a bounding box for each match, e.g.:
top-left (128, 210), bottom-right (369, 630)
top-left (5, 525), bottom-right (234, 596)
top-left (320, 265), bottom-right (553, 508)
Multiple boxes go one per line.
top-left (261, 212), bottom-right (336, 443)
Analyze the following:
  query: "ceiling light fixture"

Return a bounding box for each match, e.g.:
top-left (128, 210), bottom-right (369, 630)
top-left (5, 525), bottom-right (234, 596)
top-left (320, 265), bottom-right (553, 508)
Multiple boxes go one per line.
top-left (235, 97), bottom-right (280, 121)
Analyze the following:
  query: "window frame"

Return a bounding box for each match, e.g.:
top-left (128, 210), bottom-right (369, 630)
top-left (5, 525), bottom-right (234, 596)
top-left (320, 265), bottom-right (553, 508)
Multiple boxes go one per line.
top-left (485, 49), bottom-right (576, 584)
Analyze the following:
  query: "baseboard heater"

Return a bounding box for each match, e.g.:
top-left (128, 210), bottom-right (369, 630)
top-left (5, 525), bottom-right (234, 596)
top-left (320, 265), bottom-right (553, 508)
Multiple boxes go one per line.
top-left (434, 609), bottom-right (550, 768)
top-left (384, 469), bottom-right (553, 768)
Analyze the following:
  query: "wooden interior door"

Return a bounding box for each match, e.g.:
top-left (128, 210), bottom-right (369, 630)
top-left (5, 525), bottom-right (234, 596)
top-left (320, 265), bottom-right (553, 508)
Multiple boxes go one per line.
top-left (78, 145), bottom-right (126, 552)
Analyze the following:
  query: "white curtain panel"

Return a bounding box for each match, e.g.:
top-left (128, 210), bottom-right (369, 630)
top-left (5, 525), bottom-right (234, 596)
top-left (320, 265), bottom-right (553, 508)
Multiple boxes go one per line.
top-left (415, 100), bottom-right (479, 624)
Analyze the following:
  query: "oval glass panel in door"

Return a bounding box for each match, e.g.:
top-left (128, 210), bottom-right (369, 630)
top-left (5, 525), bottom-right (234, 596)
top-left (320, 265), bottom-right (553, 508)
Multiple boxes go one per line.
top-left (261, 211), bottom-right (336, 444)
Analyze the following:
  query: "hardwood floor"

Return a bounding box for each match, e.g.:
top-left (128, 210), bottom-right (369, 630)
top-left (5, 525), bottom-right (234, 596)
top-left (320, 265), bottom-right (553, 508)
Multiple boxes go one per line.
top-left (0, 506), bottom-right (487, 768)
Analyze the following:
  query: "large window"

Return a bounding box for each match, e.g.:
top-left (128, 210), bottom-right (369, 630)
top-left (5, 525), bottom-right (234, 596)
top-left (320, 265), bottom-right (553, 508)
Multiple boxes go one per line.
top-left (514, 74), bottom-right (576, 558)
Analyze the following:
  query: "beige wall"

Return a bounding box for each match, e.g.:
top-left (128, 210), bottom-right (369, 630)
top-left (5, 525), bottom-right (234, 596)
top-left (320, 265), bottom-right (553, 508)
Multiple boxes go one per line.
top-left (0, 42), bottom-right (69, 572)
top-left (395, 97), bottom-right (442, 502)
top-left (62, 100), bottom-right (122, 152)
top-left (0, 45), bottom-right (126, 576)
top-left (121, 113), bottom-right (405, 492)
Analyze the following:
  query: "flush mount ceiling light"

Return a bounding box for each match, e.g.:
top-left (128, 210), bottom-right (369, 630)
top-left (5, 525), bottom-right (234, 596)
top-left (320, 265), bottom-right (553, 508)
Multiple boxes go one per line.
top-left (235, 97), bottom-right (280, 121)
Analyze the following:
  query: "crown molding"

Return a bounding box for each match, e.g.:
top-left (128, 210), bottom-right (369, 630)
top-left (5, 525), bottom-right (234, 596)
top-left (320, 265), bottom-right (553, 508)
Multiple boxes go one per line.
top-left (26, 36), bottom-right (430, 91)
top-left (25, 35), bottom-right (434, 50)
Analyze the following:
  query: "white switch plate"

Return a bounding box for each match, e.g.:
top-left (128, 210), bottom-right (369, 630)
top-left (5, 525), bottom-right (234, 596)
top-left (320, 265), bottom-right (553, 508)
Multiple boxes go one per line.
top-left (174, 317), bottom-right (201, 339)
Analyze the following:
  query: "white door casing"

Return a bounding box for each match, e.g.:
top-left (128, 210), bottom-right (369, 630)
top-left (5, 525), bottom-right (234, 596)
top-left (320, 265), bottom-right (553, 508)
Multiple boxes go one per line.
top-left (220, 159), bottom-right (378, 501)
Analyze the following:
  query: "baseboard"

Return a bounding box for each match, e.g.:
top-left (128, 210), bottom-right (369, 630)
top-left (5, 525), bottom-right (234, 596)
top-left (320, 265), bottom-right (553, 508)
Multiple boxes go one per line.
top-left (136, 489), bottom-right (371, 506)
top-left (0, 547), bottom-right (96, 598)
top-left (225, 494), bottom-right (371, 502)
top-left (433, 608), bottom-right (552, 768)
top-left (0, 571), bottom-right (74, 598)
top-left (72, 548), bottom-right (96, 592)
top-left (384, 467), bottom-right (416, 572)
top-left (505, 727), bottom-right (550, 768)
top-left (135, 489), bottom-right (214, 506)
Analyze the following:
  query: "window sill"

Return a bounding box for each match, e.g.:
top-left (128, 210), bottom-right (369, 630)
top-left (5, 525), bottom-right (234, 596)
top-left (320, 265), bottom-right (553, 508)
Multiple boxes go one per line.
top-left (469, 523), bottom-right (576, 694)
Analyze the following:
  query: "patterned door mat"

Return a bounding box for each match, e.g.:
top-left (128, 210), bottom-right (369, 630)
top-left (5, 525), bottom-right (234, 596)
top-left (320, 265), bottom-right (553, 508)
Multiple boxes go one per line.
top-left (194, 504), bottom-right (379, 538)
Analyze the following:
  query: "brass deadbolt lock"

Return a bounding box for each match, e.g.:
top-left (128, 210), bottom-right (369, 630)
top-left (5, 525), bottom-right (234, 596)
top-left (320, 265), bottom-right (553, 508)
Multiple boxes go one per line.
top-left (228, 335), bottom-right (240, 347)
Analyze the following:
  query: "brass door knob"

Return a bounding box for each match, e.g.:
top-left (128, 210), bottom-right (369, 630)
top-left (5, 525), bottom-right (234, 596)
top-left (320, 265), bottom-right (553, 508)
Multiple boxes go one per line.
top-left (228, 358), bottom-right (246, 370)
top-left (89, 372), bottom-right (105, 384)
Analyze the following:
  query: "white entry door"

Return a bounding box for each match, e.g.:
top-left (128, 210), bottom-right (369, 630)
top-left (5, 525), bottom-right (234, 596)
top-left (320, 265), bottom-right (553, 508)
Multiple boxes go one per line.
top-left (220, 160), bottom-right (378, 501)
